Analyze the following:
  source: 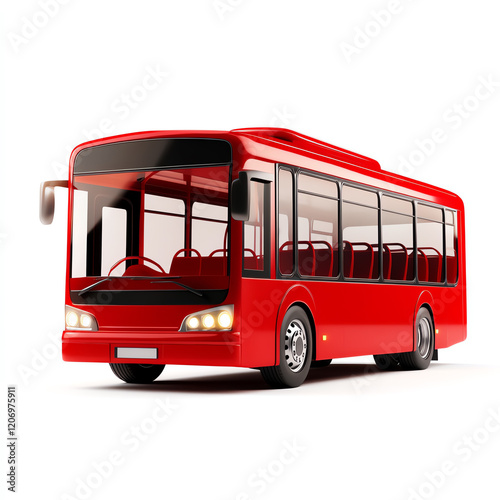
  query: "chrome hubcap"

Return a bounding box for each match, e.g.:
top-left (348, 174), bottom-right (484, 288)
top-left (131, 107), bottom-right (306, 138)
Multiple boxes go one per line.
top-left (417, 317), bottom-right (432, 359)
top-left (284, 319), bottom-right (307, 372)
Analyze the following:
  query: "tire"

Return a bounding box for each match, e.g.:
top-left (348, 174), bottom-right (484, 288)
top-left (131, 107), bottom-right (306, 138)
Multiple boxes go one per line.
top-left (260, 306), bottom-right (312, 388)
top-left (398, 307), bottom-right (435, 370)
top-left (311, 359), bottom-right (332, 368)
top-left (110, 363), bottom-right (165, 383)
top-left (373, 354), bottom-right (400, 371)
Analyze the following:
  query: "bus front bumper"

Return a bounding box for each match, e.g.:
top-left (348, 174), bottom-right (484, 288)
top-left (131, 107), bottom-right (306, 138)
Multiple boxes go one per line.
top-left (62, 330), bottom-right (242, 367)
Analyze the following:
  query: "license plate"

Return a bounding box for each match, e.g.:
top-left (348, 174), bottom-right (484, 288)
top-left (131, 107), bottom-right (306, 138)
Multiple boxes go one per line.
top-left (115, 347), bottom-right (158, 359)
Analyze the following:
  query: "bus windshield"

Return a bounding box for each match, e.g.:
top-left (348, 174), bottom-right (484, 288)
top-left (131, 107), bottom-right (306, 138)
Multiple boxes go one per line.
top-left (69, 139), bottom-right (232, 305)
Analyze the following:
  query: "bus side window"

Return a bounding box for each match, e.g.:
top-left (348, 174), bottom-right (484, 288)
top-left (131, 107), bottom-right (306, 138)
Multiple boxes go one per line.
top-left (342, 185), bottom-right (379, 279)
top-left (381, 195), bottom-right (415, 281)
top-left (278, 169), bottom-right (294, 276)
top-left (417, 204), bottom-right (444, 283)
top-left (445, 210), bottom-right (458, 284)
top-left (244, 181), bottom-right (265, 271)
top-left (297, 173), bottom-right (338, 277)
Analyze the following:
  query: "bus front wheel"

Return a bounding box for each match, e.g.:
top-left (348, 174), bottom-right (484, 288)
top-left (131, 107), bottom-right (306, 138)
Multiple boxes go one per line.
top-left (398, 307), bottom-right (435, 370)
top-left (110, 363), bottom-right (165, 383)
top-left (260, 306), bottom-right (312, 388)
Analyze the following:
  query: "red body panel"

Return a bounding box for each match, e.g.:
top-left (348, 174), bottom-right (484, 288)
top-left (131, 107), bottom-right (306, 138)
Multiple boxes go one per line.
top-left (61, 128), bottom-right (466, 368)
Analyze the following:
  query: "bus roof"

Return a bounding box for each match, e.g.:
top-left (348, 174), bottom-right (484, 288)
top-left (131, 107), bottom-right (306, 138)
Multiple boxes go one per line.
top-left (70, 128), bottom-right (462, 209)
top-left (230, 127), bottom-right (381, 172)
top-left (230, 128), bottom-right (462, 209)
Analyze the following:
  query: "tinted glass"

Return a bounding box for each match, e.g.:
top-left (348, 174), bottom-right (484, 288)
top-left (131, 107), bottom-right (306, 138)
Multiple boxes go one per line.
top-left (74, 138), bottom-right (232, 174)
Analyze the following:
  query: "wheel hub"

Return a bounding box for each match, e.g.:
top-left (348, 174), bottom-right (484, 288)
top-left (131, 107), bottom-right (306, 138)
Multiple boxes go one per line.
top-left (285, 319), bottom-right (307, 372)
top-left (417, 317), bottom-right (432, 359)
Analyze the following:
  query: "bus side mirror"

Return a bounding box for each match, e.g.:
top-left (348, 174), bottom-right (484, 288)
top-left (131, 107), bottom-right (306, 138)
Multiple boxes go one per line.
top-left (231, 172), bottom-right (250, 221)
top-left (231, 170), bottom-right (273, 221)
top-left (40, 180), bottom-right (68, 225)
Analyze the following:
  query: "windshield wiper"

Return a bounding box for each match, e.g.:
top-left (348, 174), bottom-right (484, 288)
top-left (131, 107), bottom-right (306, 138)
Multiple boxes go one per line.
top-left (78, 276), bottom-right (182, 296)
top-left (152, 279), bottom-right (203, 297)
top-left (79, 277), bottom-right (113, 295)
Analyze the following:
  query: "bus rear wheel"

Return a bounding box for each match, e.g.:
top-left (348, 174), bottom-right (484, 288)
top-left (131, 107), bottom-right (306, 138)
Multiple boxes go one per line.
top-left (398, 307), bottom-right (435, 370)
top-left (260, 306), bottom-right (312, 388)
top-left (110, 363), bottom-right (165, 383)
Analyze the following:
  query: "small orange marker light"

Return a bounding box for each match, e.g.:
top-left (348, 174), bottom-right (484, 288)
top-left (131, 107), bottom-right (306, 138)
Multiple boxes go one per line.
top-left (436, 329), bottom-right (439, 334)
top-left (322, 335), bottom-right (327, 341)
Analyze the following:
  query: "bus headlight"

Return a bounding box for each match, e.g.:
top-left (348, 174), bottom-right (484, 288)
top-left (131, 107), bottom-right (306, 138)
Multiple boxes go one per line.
top-left (187, 316), bottom-right (200, 329)
top-left (180, 305), bottom-right (234, 332)
top-left (66, 311), bottom-right (79, 328)
top-left (65, 306), bottom-right (98, 331)
top-left (218, 311), bottom-right (232, 329)
top-left (202, 314), bottom-right (215, 329)
top-left (80, 314), bottom-right (92, 328)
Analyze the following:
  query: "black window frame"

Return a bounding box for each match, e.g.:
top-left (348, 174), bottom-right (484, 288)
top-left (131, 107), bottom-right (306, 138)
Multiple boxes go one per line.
top-left (275, 162), bottom-right (459, 287)
top-left (444, 209), bottom-right (459, 285)
top-left (381, 194), bottom-right (416, 283)
top-left (416, 202), bottom-right (446, 285)
top-left (296, 170), bottom-right (340, 279)
top-left (341, 181), bottom-right (380, 282)
top-left (276, 165), bottom-right (296, 278)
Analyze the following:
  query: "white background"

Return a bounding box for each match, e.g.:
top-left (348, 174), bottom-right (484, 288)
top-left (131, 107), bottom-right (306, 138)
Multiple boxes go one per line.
top-left (1, 1), bottom-right (500, 499)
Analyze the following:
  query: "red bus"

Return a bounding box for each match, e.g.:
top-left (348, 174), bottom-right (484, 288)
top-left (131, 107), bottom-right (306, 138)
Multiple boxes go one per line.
top-left (40, 128), bottom-right (466, 388)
